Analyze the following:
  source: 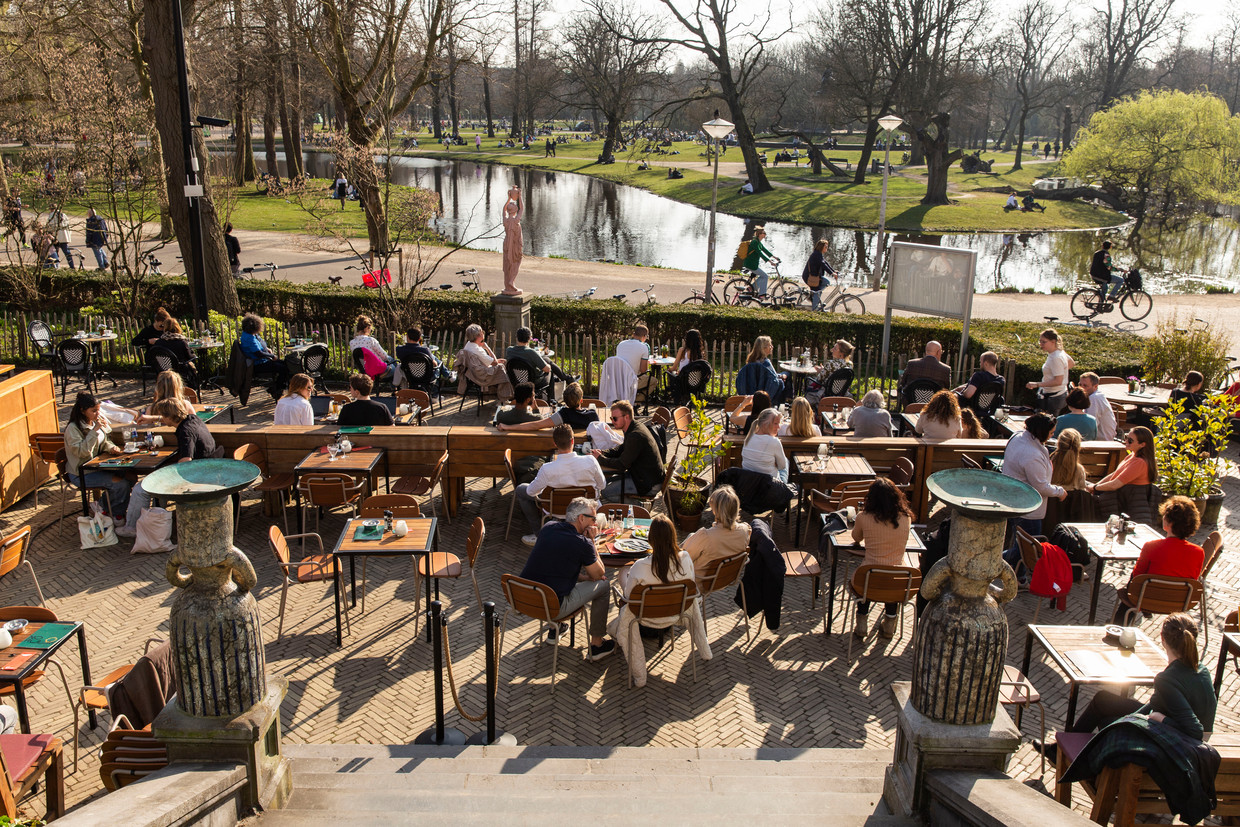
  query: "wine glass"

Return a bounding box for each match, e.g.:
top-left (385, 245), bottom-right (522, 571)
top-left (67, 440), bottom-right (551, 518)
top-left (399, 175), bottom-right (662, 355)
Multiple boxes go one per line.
top-left (328, 444), bottom-right (340, 461)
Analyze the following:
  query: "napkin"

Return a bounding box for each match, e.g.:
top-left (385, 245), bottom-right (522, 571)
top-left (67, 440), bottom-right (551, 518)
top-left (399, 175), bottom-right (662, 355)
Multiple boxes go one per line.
top-left (338, 426), bottom-right (373, 435)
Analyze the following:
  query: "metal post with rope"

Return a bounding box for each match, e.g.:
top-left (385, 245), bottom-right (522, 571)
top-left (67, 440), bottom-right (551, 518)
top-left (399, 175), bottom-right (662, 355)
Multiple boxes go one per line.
top-left (413, 600), bottom-right (466, 745)
top-left (464, 601), bottom-right (518, 745)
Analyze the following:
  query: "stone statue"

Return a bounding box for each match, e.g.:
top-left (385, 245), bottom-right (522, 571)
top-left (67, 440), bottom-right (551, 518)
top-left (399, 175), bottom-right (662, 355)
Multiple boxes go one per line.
top-left (501, 185), bottom-right (523, 295)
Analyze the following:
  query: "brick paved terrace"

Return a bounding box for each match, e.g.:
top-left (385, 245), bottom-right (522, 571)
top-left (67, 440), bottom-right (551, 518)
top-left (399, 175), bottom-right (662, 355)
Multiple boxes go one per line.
top-left (4, 375), bottom-right (1240, 823)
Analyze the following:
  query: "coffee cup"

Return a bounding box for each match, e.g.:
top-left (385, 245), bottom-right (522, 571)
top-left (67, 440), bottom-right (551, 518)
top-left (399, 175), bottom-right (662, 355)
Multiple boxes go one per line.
top-left (393, 520), bottom-right (408, 538)
top-left (76, 330), bottom-right (86, 338)
top-left (152, 435), bottom-right (164, 448)
top-left (0, 628), bottom-right (11, 649)
top-left (1118, 628), bottom-right (1137, 650)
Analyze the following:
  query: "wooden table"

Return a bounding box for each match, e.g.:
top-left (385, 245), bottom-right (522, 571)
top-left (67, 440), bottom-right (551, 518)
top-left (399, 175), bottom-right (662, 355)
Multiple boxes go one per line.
top-left (594, 520), bottom-right (653, 569)
top-left (330, 517), bottom-right (438, 645)
top-left (80, 448), bottom-right (175, 516)
top-left (293, 447), bottom-right (387, 532)
top-left (0, 364), bottom-right (15, 377)
top-left (1215, 631), bottom-right (1240, 696)
top-left (0, 620), bottom-right (94, 733)
top-left (793, 454), bottom-right (876, 540)
top-left (394, 406), bottom-right (422, 426)
top-left (823, 530), bottom-right (925, 635)
top-left (1098, 384), bottom-right (1173, 409)
top-left (899, 412), bottom-right (920, 436)
top-left (820, 409), bottom-right (854, 436)
top-left (1061, 521), bottom-right (1164, 623)
top-left (1021, 624), bottom-right (1164, 727)
top-left (988, 412), bottom-right (1029, 438)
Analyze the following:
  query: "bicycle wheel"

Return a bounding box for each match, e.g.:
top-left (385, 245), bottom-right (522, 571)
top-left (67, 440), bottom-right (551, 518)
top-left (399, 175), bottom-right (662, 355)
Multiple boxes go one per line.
top-left (735, 292), bottom-right (768, 308)
top-left (1070, 286), bottom-right (1101, 320)
top-left (1119, 289), bottom-right (1152, 321)
top-left (723, 277), bottom-right (752, 304)
top-left (830, 294), bottom-right (866, 315)
top-left (680, 295), bottom-right (707, 305)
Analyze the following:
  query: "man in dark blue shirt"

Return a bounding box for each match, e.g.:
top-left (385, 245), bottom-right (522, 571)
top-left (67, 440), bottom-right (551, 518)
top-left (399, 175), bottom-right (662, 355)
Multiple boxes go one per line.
top-left (394, 327), bottom-right (451, 384)
top-left (519, 497), bottom-right (616, 660)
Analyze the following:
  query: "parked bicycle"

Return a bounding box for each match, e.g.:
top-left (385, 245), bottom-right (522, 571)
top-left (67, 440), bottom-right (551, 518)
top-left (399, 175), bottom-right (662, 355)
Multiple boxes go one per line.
top-left (1069, 268), bottom-right (1152, 322)
top-left (613, 284), bottom-right (657, 304)
top-left (239, 262), bottom-right (278, 281)
top-left (681, 273), bottom-right (765, 307)
top-left (438, 268), bottom-right (482, 292)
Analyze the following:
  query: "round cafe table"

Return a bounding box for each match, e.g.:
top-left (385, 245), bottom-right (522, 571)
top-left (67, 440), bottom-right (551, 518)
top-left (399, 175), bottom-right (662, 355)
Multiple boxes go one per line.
top-left (778, 360), bottom-right (819, 397)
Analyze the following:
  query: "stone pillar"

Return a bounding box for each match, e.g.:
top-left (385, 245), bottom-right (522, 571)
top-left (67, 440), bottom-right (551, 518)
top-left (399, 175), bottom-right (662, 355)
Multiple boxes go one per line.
top-left (146, 461), bottom-right (291, 814)
top-left (491, 292), bottom-right (531, 349)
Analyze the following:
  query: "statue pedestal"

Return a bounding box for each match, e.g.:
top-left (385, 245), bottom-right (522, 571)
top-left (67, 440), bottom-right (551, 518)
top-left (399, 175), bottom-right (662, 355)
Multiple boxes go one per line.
top-left (883, 681), bottom-right (1020, 819)
top-left (491, 292), bottom-right (531, 348)
top-left (155, 676), bottom-right (291, 812)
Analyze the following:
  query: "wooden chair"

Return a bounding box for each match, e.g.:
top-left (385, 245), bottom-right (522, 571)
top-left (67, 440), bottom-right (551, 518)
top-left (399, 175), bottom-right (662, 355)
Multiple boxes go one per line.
top-left (1109, 400), bottom-right (1129, 429)
top-left (781, 544), bottom-right (822, 611)
top-left (799, 487), bottom-right (835, 547)
top-left (580, 398), bottom-right (605, 409)
top-left (597, 503), bottom-right (649, 523)
top-left (614, 580), bottom-right (701, 688)
top-left (298, 472), bottom-right (366, 534)
top-left (846, 564), bottom-right (922, 661)
top-left (816, 396), bottom-right (855, 420)
top-left (999, 664), bottom-right (1047, 774)
top-left (0, 527), bottom-right (45, 607)
top-left (650, 406), bottom-right (673, 428)
top-left (888, 457), bottom-right (915, 487)
top-left (392, 450), bottom-right (449, 523)
top-left (25, 433), bottom-right (65, 508)
top-left (499, 574), bottom-right (586, 693)
top-left (904, 402), bottom-right (926, 414)
top-left (232, 443), bottom-right (295, 534)
top-left (266, 525), bottom-right (349, 640)
top-left (413, 517), bottom-right (487, 635)
top-left (1015, 527), bottom-right (1058, 623)
top-left (0, 732), bottom-right (63, 820)
top-left (502, 449), bottom-right (521, 540)
top-left (396, 388), bottom-right (430, 424)
top-left (960, 454), bottom-right (982, 470)
top-left (56, 447), bottom-right (112, 536)
top-left (722, 395), bottom-right (750, 433)
top-left (697, 551), bottom-right (750, 645)
top-left (1096, 376), bottom-right (1128, 384)
top-left (536, 486), bottom-right (597, 526)
top-left (98, 726), bottom-right (166, 791)
top-left (1115, 574), bottom-right (1206, 650)
top-left (70, 637), bottom-right (163, 773)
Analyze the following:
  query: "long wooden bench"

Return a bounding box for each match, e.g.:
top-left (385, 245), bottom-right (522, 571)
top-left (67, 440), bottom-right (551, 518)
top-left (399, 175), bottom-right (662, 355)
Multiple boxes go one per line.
top-left (444, 427), bottom-right (559, 516)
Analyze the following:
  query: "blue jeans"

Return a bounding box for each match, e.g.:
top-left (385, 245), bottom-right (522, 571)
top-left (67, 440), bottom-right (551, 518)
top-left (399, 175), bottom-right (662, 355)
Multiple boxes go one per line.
top-left (753, 267), bottom-right (769, 297)
top-left (69, 471), bottom-right (131, 517)
top-left (90, 245), bottom-right (107, 269)
top-left (1003, 517), bottom-right (1043, 576)
top-left (1105, 272), bottom-right (1123, 300)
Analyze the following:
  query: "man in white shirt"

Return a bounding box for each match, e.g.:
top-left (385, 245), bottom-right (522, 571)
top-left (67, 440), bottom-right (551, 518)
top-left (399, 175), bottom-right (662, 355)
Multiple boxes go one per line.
top-left (517, 424), bottom-right (606, 546)
top-left (616, 324), bottom-right (651, 393)
top-left (1079, 372), bottom-right (1118, 441)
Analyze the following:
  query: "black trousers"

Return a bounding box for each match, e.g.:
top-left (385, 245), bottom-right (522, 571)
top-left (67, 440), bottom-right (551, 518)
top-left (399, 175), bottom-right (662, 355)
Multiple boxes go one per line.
top-left (1069, 690), bottom-right (1142, 733)
top-left (254, 359), bottom-right (291, 392)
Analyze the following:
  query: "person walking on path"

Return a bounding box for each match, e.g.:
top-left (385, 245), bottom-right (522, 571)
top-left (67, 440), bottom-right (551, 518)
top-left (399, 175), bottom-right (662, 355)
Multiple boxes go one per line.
top-left (224, 223), bottom-right (241, 276)
top-left (85, 208), bottom-right (109, 270)
top-left (47, 207), bottom-right (76, 268)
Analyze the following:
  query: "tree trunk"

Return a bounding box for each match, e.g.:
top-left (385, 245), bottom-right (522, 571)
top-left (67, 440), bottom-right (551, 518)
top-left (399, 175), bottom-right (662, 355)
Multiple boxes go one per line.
top-left (483, 67), bottom-right (495, 137)
top-left (431, 81), bottom-right (443, 139)
top-left (716, 73), bottom-right (769, 193)
top-left (143, 0), bottom-right (241, 316)
top-left (283, 0), bottom-right (305, 170)
top-left (242, 121), bottom-right (256, 182)
top-left (276, 68), bottom-right (301, 178)
top-left (854, 119), bottom-right (877, 185)
top-left (915, 113), bottom-right (962, 206)
top-left (600, 115), bottom-right (622, 160)
top-left (1012, 108), bottom-right (1027, 172)
top-left (511, 0), bottom-right (521, 138)
top-left (1060, 106), bottom-right (1073, 153)
top-left (263, 85), bottom-right (279, 177)
top-left (233, 95), bottom-right (247, 186)
top-left (447, 31), bottom-right (459, 136)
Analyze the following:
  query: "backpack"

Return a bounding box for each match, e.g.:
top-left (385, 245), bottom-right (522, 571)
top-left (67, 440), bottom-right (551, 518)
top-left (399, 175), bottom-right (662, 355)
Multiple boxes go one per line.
top-left (1049, 524), bottom-right (1091, 569)
top-left (1031, 542), bottom-right (1073, 611)
top-left (736, 239), bottom-right (750, 261)
top-left (1124, 268), bottom-right (1143, 291)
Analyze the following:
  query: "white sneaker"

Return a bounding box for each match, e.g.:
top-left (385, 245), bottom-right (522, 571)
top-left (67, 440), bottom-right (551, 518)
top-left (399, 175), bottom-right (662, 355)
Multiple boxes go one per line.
top-left (521, 534), bottom-right (538, 547)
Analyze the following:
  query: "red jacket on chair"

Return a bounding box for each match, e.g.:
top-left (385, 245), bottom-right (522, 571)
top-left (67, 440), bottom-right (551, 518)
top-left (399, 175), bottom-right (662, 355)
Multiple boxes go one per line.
top-left (1031, 542), bottom-right (1073, 611)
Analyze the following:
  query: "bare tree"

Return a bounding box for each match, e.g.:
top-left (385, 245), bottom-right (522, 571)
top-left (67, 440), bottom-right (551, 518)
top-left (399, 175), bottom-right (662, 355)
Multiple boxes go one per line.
top-left (1091, 0), bottom-right (1182, 109)
top-left (1002, 1), bottom-right (1074, 171)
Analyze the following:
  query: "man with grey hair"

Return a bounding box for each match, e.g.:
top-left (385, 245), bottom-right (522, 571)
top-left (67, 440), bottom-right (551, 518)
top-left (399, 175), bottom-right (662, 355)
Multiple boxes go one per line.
top-left (519, 496), bottom-right (616, 660)
top-left (1078, 372), bottom-right (1118, 441)
top-left (899, 340), bottom-right (951, 392)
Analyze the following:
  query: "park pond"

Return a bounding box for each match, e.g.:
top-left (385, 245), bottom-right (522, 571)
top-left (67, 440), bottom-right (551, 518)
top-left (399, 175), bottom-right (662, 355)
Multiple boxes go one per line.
top-left (280, 152), bottom-right (1240, 295)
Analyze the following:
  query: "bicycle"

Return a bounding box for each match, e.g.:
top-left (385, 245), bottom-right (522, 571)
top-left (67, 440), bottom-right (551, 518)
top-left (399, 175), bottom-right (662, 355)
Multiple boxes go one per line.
top-left (614, 284), bottom-right (657, 304)
top-left (1069, 268), bottom-right (1152, 322)
top-left (776, 277), bottom-right (867, 314)
top-left (437, 268), bottom-right (482, 292)
top-left (681, 273), bottom-right (765, 306)
top-left (239, 262), bottom-right (278, 281)
top-left (720, 260), bottom-right (793, 305)
top-left (547, 286), bottom-right (598, 300)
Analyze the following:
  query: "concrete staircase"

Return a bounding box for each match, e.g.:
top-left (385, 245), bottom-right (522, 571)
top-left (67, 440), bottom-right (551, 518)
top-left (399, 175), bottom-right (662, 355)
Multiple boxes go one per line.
top-left (249, 744), bottom-right (919, 825)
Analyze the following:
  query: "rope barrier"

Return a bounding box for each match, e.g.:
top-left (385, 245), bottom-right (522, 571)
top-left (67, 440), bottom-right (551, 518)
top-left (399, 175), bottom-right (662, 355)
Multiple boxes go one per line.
top-left (441, 618), bottom-right (501, 723)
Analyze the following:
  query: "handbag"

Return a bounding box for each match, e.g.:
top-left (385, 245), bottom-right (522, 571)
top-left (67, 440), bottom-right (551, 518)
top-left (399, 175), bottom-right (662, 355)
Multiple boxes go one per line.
top-left (78, 506), bottom-right (118, 549)
top-left (131, 507), bottom-right (175, 554)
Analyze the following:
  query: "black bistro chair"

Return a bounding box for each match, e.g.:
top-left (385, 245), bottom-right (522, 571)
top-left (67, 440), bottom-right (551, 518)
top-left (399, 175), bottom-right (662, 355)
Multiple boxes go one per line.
top-left (146, 345), bottom-right (200, 394)
top-left (505, 356), bottom-right (550, 402)
top-left (56, 339), bottom-right (97, 401)
top-left (823, 366), bottom-right (855, 398)
top-left (400, 353), bottom-right (441, 413)
top-left (300, 344), bottom-right (330, 387)
top-left (900, 377), bottom-right (943, 411)
top-left (27, 320), bottom-right (61, 373)
top-left (673, 359), bottom-right (713, 405)
top-left (969, 381), bottom-right (1006, 417)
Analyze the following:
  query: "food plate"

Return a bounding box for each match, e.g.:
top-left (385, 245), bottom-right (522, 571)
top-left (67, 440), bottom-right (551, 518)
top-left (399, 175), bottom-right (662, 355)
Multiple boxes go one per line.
top-left (632, 527), bottom-right (649, 539)
top-left (613, 538), bottom-right (651, 554)
top-left (362, 519), bottom-right (381, 527)
top-left (4, 620), bottom-right (28, 633)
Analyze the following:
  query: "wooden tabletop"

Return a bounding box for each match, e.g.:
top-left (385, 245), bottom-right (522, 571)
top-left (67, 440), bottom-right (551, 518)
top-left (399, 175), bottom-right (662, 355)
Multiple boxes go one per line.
top-left (1028, 624), bottom-right (1164, 685)
top-left (829, 529), bottom-right (926, 556)
top-left (1062, 521), bottom-right (1163, 561)
top-left (334, 517), bottom-right (436, 556)
top-left (295, 447), bottom-right (384, 475)
top-left (989, 413), bottom-right (1028, 436)
top-left (0, 620), bottom-right (83, 681)
top-left (0, 365), bottom-right (15, 376)
top-left (83, 448), bottom-right (175, 473)
top-left (71, 333), bottom-right (119, 344)
top-left (794, 454), bottom-right (876, 479)
top-left (1098, 384), bottom-right (1173, 408)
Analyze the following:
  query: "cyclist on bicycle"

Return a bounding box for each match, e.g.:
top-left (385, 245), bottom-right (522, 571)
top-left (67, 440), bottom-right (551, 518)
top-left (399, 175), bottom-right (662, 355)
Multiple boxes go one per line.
top-left (742, 226), bottom-right (779, 297)
top-left (802, 239), bottom-right (837, 311)
top-left (1090, 240), bottom-right (1123, 301)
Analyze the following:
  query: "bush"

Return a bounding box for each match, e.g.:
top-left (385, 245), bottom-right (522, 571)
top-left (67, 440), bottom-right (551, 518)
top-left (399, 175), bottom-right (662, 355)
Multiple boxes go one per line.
top-left (1142, 313), bottom-right (1233, 386)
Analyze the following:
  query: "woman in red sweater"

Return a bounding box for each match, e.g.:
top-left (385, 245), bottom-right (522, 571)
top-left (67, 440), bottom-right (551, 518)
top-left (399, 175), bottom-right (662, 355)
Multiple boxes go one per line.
top-left (1112, 496), bottom-right (1204, 623)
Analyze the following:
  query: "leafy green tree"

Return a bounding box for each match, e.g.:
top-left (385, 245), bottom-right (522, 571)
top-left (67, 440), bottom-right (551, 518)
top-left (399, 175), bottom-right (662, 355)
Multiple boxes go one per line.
top-left (1062, 90), bottom-right (1240, 227)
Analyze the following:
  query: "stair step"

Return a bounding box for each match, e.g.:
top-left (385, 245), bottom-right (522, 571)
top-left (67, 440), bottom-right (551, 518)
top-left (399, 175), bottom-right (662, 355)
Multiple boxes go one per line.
top-left (255, 811), bottom-right (912, 827)
top-left (284, 743), bottom-right (893, 764)
top-left (286, 755), bottom-right (892, 778)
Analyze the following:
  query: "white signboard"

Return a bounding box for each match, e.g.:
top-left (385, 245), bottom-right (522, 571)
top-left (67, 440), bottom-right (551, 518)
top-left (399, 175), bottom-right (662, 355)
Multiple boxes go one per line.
top-left (887, 241), bottom-right (976, 320)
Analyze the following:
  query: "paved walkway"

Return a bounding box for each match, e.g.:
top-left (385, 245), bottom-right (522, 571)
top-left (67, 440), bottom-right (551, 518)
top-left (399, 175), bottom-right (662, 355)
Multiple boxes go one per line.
top-left (4, 377), bottom-right (1240, 822)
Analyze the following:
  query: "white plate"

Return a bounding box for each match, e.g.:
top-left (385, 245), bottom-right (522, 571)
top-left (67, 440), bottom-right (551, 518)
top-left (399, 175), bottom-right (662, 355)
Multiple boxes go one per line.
top-left (123, 446), bottom-right (140, 454)
top-left (362, 519), bottom-right (381, 527)
top-left (614, 538), bottom-right (651, 554)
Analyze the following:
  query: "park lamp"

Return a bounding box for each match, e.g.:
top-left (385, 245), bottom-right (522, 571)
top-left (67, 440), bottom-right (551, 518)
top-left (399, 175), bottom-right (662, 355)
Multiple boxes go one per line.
top-left (702, 116), bottom-right (735, 141)
top-left (701, 113), bottom-right (735, 303)
top-left (878, 114), bottom-right (903, 134)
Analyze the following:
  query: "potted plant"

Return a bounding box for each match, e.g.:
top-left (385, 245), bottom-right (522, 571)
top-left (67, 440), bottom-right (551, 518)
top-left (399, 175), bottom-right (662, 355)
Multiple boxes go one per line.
top-left (667, 395), bottom-right (723, 531)
top-left (1152, 395), bottom-right (1237, 525)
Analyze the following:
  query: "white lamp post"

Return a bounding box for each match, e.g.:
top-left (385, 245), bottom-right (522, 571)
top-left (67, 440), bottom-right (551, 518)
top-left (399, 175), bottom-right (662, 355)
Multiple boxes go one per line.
top-left (702, 113), bottom-right (735, 302)
top-left (872, 113), bottom-right (903, 288)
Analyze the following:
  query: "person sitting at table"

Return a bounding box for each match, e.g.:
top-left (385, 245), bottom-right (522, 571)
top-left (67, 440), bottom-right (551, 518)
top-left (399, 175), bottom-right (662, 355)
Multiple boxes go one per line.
top-left (839, 391), bottom-right (888, 438)
top-left (155, 317), bottom-right (198, 380)
top-left (275, 373), bottom-right (315, 426)
top-left (899, 341), bottom-right (951, 394)
top-left (456, 324), bottom-right (512, 401)
top-left (955, 350), bottom-right (1004, 407)
top-left (1054, 388), bottom-right (1098, 441)
top-left (741, 409), bottom-right (788, 482)
top-left (349, 314), bottom-right (396, 382)
top-left (734, 390), bottom-right (771, 435)
top-left (1033, 613), bottom-right (1215, 761)
top-left (134, 370), bottom-right (194, 426)
top-left (394, 327), bottom-right (451, 386)
top-left (669, 328), bottom-right (704, 401)
top-left (592, 401), bottom-right (665, 502)
top-left (611, 514), bottom-right (711, 687)
top-left (1001, 413), bottom-right (1067, 579)
top-left (1049, 428), bottom-right (1088, 491)
top-left (63, 391), bottom-right (131, 525)
top-left (959, 409), bottom-right (988, 439)
top-left (497, 382), bottom-right (600, 432)
top-left (516, 424), bottom-right (607, 546)
top-left (118, 397), bottom-right (221, 536)
top-left (497, 382), bottom-right (543, 427)
top-left (778, 396), bottom-right (821, 437)
top-left (1109, 496), bottom-right (1205, 624)
top-left (1087, 425), bottom-right (1159, 524)
top-left (616, 324), bottom-right (652, 393)
top-left (131, 307), bottom-right (170, 350)
top-left (506, 327), bottom-right (575, 399)
top-left (519, 496), bottom-right (616, 661)
top-left (1078, 372), bottom-right (1118, 441)
top-left (851, 477), bottom-right (914, 640)
top-left (337, 373), bottom-right (394, 427)
top-left (682, 485), bottom-right (751, 588)
top-left (805, 339), bottom-right (854, 407)
top-left (737, 336), bottom-right (787, 405)
top-left (239, 313), bottom-right (290, 398)
top-left (1168, 370), bottom-right (1207, 423)
top-left (915, 390), bottom-right (963, 439)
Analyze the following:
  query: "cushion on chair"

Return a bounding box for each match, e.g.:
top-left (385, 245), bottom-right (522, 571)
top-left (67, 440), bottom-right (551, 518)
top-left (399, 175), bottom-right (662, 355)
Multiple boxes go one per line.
top-left (780, 550), bottom-right (821, 577)
top-left (417, 552), bottom-right (462, 578)
top-left (296, 555), bottom-right (336, 583)
top-left (1055, 731), bottom-right (1092, 765)
top-left (0, 733), bottom-right (55, 782)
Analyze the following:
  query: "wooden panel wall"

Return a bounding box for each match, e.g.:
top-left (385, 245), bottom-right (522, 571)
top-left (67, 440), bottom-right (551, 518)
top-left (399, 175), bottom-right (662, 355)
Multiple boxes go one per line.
top-left (0, 370), bottom-right (56, 512)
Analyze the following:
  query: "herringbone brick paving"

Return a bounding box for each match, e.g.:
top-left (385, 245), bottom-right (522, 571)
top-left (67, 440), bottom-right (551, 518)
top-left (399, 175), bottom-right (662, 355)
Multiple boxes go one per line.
top-left (5, 378), bottom-right (1240, 823)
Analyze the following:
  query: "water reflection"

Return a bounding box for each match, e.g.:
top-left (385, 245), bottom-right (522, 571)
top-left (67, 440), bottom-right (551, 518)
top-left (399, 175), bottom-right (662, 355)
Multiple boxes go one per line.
top-left (244, 152), bottom-right (1239, 294)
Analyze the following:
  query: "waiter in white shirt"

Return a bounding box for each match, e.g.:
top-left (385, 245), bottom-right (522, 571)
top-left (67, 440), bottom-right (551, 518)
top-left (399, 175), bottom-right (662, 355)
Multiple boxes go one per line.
top-left (516, 424), bottom-right (606, 547)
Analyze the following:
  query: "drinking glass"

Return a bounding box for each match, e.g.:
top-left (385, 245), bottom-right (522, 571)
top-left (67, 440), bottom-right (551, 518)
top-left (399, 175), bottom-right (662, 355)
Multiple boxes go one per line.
top-left (328, 444), bottom-right (340, 461)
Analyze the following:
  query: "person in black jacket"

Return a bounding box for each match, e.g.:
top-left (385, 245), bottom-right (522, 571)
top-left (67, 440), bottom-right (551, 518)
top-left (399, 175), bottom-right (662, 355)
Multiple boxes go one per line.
top-left (132, 307), bottom-right (171, 349)
top-left (1090, 240), bottom-right (1122, 300)
top-left (224, 223), bottom-right (241, 276)
top-left (802, 238), bottom-right (837, 310)
top-left (337, 373), bottom-right (394, 427)
top-left (593, 400), bottom-right (664, 502)
top-left (85, 208), bottom-right (109, 270)
top-left (155, 317), bottom-right (197, 381)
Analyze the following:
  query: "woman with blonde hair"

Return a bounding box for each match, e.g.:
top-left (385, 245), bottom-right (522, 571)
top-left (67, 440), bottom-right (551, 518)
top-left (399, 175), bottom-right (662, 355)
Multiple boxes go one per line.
top-left (741, 408), bottom-right (787, 481)
top-left (275, 373), bottom-right (315, 425)
top-left (779, 396), bottom-right (822, 437)
top-left (959, 409), bottom-right (988, 439)
top-left (135, 370), bottom-right (192, 425)
top-left (682, 485), bottom-right (752, 582)
top-left (1049, 428), bottom-right (1087, 490)
top-left (915, 390), bottom-right (963, 439)
top-left (737, 335), bottom-right (787, 403)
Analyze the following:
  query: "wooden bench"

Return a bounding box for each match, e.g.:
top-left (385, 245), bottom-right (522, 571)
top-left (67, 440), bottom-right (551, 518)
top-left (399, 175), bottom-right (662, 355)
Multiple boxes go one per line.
top-left (827, 157), bottom-right (852, 171)
top-left (1054, 731), bottom-right (1240, 825)
top-left (444, 427), bottom-right (559, 516)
